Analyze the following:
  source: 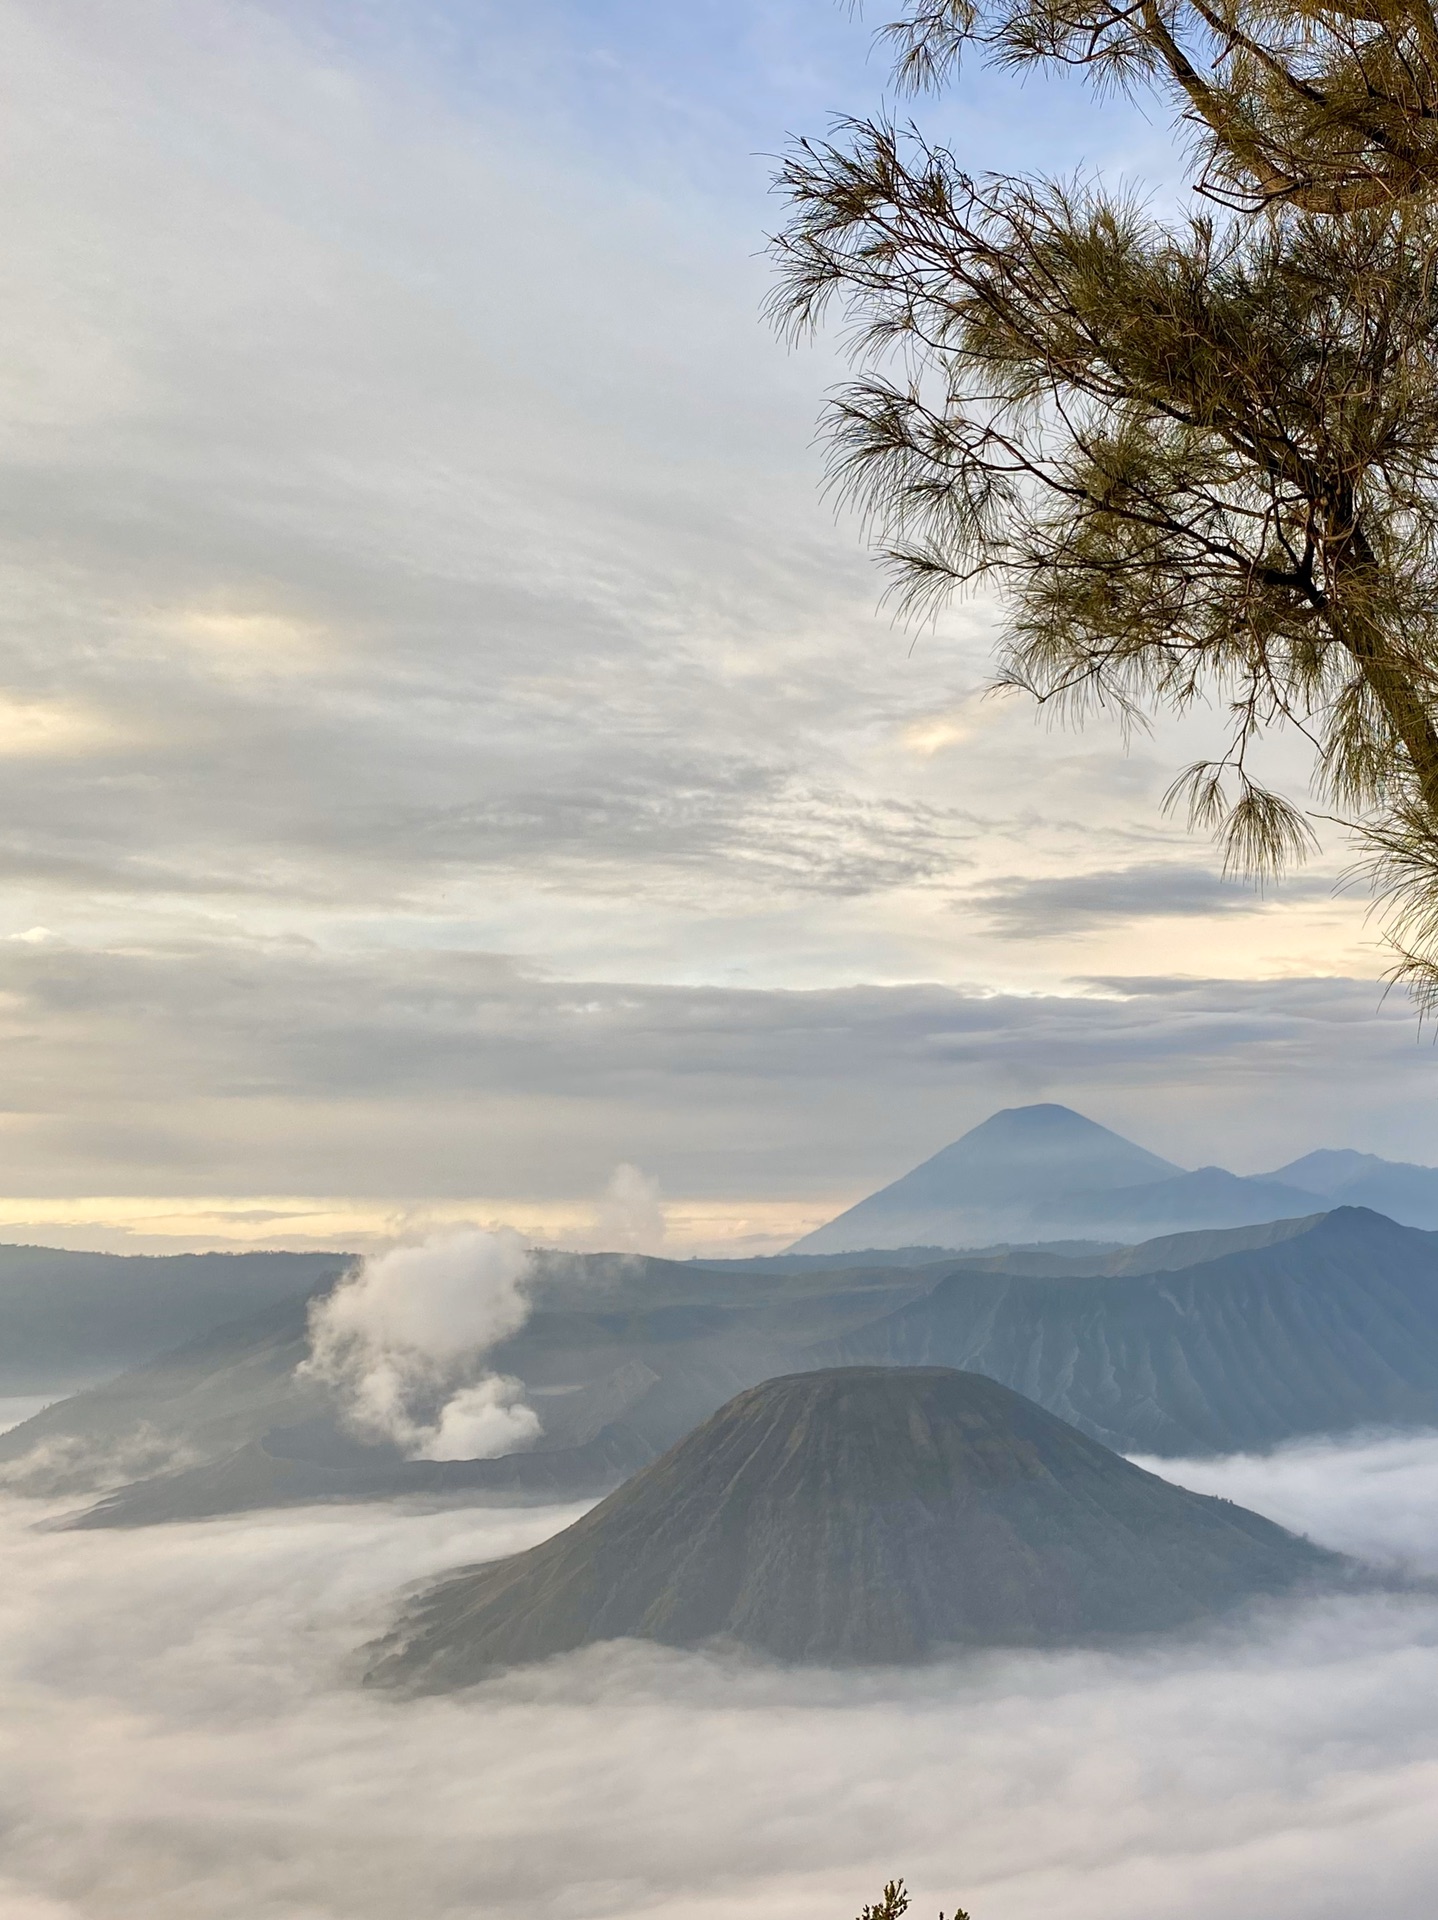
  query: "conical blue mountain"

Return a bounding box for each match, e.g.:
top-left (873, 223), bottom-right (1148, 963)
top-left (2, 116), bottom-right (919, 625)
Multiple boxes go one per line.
top-left (791, 1103), bottom-right (1321, 1253)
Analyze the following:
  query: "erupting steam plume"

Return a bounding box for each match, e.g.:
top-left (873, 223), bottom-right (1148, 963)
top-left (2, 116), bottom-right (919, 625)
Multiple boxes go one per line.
top-left (301, 1229), bottom-right (541, 1461)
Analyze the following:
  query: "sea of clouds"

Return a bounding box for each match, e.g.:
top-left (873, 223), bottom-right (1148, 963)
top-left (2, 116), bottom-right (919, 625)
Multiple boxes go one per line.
top-left (0, 1432), bottom-right (1436, 1919)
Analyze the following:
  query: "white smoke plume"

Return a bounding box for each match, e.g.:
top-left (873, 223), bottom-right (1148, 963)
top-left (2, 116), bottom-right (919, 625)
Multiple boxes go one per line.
top-left (302, 1229), bottom-right (542, 1461)
top-left (591, 1162), bottom-right (666, 1252)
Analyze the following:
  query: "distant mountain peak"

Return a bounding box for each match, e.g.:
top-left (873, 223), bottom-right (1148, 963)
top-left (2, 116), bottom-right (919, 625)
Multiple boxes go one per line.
top-left (962, 1102), bottom-right (1155, 1142)
top-left (1254, 1151), bottom-right (1438, 1227)
top-left (789, 1104), bottom-right (1181, 1256)
top-left (789, 1104), bottom-right (1438, 1257)
top-left (1268, 1148), bottom-right (1392, 1192)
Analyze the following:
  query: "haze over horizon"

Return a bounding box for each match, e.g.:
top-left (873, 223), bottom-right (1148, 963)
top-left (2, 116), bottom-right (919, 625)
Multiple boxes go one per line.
top-left (1, 0), bottom-right (1436, 1262)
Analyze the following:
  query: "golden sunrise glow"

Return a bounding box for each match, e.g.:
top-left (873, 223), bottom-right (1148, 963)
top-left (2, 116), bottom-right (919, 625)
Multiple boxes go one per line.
top-left (0, 1193), bottom-right (828, 1257)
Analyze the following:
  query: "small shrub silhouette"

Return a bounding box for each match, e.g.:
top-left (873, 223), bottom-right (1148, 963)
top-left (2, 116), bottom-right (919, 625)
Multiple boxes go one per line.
top-left (855, 1879), bottom-right (970, 1920)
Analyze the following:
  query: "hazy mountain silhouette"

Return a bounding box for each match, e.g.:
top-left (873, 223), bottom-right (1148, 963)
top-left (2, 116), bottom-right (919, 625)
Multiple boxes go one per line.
top-left (0, 1245), bottom-right (350, 1393)
top-left (368, 1367), bottom-right (1344, 1689)
top-left (713, 1214), bottom-right (1320, 1278)
top-left (18, 1253), bottom-right (937, 1517)
top-left (1266, 1148), bottom-right (1438, 1228)
top-left (792, 1106), bottom-right (1180, 1254)
top-left (1035, 1165), bottom-right (1323, 1235)
top-left (790, 1105), bottom-right (1377, 1251)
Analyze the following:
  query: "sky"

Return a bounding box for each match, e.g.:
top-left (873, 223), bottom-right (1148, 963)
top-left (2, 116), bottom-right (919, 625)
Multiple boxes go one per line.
top-left (5, 1431), bottom-right (1438, 1919)
top-left (2, 0), bottom-right (1436, 1256)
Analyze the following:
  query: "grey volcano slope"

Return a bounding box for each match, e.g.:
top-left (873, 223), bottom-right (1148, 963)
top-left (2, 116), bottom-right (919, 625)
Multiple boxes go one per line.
top-left (820, 1206), bottom-right (1438, 1454)
top-left (368, 1367), bottom-right (1343, 1689)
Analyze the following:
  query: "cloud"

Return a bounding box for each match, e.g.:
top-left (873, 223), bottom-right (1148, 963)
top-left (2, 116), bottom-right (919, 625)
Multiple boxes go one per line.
top-left (301, 1229), bottom-right (541, 1460)
top-left (0, 1422), bottom-right (198, 1497)
top-left (0, 0), bottom-right (1404, 1243)
top-left (970, 862), bottom-right (1341, 936)
top-left (0, 0), bottom-right (972, 939)
top-left (1135, 1430), bottom-right (1438, 1577)
top-left (0, 935), bottom-right (1429, 1239)
top-left (1, 1432), bottom-right (1438, 1917)
top-left (0, 1), bottom-right (1374, 999)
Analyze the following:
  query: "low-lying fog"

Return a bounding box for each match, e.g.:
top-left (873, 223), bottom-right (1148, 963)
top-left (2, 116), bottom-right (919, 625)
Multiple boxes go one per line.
top-left (3, 1436), bottom-right (1438, 1920)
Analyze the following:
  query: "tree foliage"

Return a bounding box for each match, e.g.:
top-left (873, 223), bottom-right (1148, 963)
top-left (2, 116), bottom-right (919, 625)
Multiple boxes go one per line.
top-left (854, 1877), bottom-right (971, 1920)
top-left (882, 0), bottom-right (1438, 212)
top-left (858, 1880), bottom-right (912, 1920)
top-left (770, 0), bottom-right (1438, 1004)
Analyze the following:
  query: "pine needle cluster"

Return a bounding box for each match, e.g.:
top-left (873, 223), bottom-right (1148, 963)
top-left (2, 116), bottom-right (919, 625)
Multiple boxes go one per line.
top-left (770, 0), bottom-right (1438, 1005)
top-left (854, 1877), bottom-right (972, 1920)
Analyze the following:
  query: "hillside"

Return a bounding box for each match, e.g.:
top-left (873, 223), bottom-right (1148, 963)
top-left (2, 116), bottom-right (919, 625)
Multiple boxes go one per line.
top-left (822, 1207), bottom-right (1438, 1453)
top-left (17, 1205), bottom-right (1438, 1524)
top-left (0, 1244), bottom-right (350, 1393)
top-left (21, 1252), bottom-right (936, 1520)
top-left (368, 1367), bottom-right (1343, 1689)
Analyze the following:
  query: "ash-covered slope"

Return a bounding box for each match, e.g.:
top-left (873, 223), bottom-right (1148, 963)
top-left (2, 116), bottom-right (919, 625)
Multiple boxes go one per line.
top-left (0, 1294), bottom-right (327, 1497)
top-left (370, 1367), bottom-right (1341, 1688)
top-left (824, 1207), bottom-right (1438, 1453)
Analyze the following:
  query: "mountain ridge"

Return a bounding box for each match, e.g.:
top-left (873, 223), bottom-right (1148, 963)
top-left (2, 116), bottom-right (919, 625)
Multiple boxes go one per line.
top-left (0, 1245), bottom-right (350, 1393)
top-left (820, 1206), bottom-right (1438, 1453)
top-left (28, 1204), bottom-right (1438, 1526)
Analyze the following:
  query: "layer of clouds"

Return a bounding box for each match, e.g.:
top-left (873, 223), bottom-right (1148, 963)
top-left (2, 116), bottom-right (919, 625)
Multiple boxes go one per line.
top-left (1, 1431), bottom-right (1438, 1918)
top-left (0, 934), bottom-right (1429, 1228)
top-left (0, 1423), bottom-right (200, 1498)
top-left (972, 864), bottom-right (1344, 937)
top-left (0, 0), bottom-right (982, 940)
top-left (1137, 1432), bottom-right (1438, 1578)
top-left (302, 1230), bottom-right (541, 1459)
